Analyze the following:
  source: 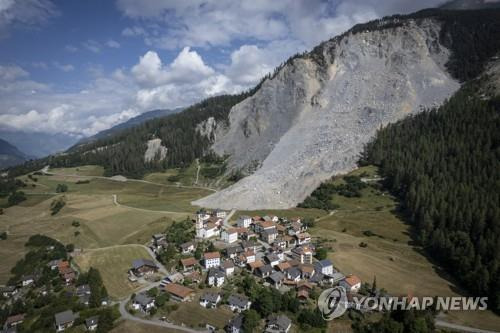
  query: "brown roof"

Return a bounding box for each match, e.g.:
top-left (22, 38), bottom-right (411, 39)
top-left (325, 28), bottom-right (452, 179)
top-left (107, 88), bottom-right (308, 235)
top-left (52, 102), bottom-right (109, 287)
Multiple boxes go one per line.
top-left (276, 224), bottom-right (286, 232)
top-left (247, 260), bottom-right (264, 270)
top-left (297, 281), bottom-right (314, 290)
top-left (297, 289), bottom-right (309, 299)
top-left (298, 232), bottom-right (311, 239)
top-left (204, 251), bottom-right (220, 260)
top-left (5, 314), bottom-right (25, 325)
top-left (205, 222), bottom-right (217, 230)
top-left (234, 227), bottom-right (248, 233)
top-left (59, 267), bottom-right (73, 275)
top-left (345, 275), bottom-right (361, 286)
top-left (226, 228), bottom-right (239, 234)
top-left (252, 216), bottom-right (263, 221)
top-left (299, 264), bottom-right (315, 274)
top-left (164, 283), bottom-right (194, 298)
top-left (243, 250), bottom-right (255, 258)
top-left (223, 260), bottom-right (234, 268)
top-left (277, 261), bottom-right (291, 271)
top-left (288, 259), bottom-right (300, 267)
top-left (181, 257), bottom-right (198, 267)
top-left (259, 221), bottom-right (276, 229)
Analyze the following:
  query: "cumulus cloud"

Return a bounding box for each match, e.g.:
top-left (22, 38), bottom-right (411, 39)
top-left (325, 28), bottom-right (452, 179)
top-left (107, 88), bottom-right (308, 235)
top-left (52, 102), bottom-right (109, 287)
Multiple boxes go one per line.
top-left (65, 44), bottom-right (78, 52)
top-left (53, 62), bottom-right (74, 72)
top-left (82, 39), bottom-right (101, 53)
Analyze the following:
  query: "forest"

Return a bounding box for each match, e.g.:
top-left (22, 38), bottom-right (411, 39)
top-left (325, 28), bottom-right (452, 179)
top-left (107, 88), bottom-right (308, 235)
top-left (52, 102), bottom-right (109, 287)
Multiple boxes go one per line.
top-left (360, 82), bottom-right (500, 312)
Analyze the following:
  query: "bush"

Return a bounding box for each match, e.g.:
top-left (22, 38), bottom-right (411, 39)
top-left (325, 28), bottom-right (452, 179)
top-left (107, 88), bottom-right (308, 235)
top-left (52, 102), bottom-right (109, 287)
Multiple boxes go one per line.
top-left (56, 184), bottom-right (68, 193)
top-left (0, 231), bottom-right (7, 240)
top-left (50, 197), bottom-right (66, 215)
top-left (76, 180), bottom-right (90, 184)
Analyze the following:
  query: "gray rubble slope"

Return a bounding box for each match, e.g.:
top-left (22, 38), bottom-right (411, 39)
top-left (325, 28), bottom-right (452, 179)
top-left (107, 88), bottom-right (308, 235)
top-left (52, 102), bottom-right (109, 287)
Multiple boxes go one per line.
top-left (194, 19), bottom-right (460, 210)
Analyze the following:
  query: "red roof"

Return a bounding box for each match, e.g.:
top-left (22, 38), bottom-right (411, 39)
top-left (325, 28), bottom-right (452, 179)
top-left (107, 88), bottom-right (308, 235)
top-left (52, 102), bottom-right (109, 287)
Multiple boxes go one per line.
top-left (181, 257), bottom-right (198, 267)
top-left (164, 283), bottom-right (194, 298)
top-left (204, 251), bottom-right (220, 260)
top-left (345, 275), bottom-right (361, 286)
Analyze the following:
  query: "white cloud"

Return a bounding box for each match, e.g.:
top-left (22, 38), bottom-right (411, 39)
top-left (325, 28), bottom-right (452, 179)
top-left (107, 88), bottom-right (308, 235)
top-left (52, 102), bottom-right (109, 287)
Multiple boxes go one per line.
top-left (106, 39), bottom-right (120, 48)
top-left (0, 64), bottom-right (29, 81)
top-left (65, 44), bottom-right (78, 52)
top-left (53, 62), bottom-right (74, 72)
top-left (0, 0), bottom-right (59, 38)
top-left (82, 39), bottom-right (101, 53)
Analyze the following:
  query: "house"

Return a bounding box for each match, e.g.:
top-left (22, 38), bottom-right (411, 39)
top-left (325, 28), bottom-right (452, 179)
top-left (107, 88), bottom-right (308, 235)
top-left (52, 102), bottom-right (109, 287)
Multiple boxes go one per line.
top-left (242, 250), bottom-right (256, 264)
top-left (276, 261), bottom-right (291, 272)
top-left (85, 316), bottom-right (99, 331)
top-left (255, 221), bottom-right (276, 233)
top-left (1, 285), bottom-right (17, 297)
top-left (203, 252), bottom-right (221, 268)
top-left (207, 268), bottom-right (225, 286)
top-left (131, 259), bottom-right (158, 276)
top-left (197, 222), bottom-right (219, 239)
top-left (261, 228), bottom-right (278, 244)
top-left (20, 275), bottom-right (35, 287)
top-left (196, 209), bottom-right (211, 222)
top-left (241, 240), bottom-right (259, 253)
top-left (184, 270), bottom-right (202, 284)
top-left (296, 232), bottom-right (311, 245)
top-left (199, 291), bottom-right (221, 308)
top-left (285, 267), bottom-right (301, 282)
top-left (228, 294), bottom-right (251, 312)
top-left (340, 275), bottom-right (362, 293)
top-left (299, 264), bottom-right (315, 279)
top-left (132, 293), bottom-right (155, 312)
top-left (273, 237), bottom-right (287, 249)
top-left (237, 215), bottom-right (252, 228)
top-left (164, 283), bottom-right (194, 302)
top-left (291, 246), bottom-right (313, 264)
top-left (47, 259), bottom-right (62, 270)
top-left (180, 257), bottom-right (198, 272)
top-left (3, 314), bottom-right (24, 330)
top-left (54, 310), bottom-right (77, 332)
top-left (152, 233), bottom-right (166, 244)
top-left (225, 244), bottom-right (243, 259)
top-left (213, 208), bottom-right (227, 218)
top-left (247, 260), bottom-right (264, 272)
top-left (180, 241), bottom-right (195, 254)
top-left (315, 259), bottom-right (334, 276)
top-left (268, 271), bottom-right (285, 289)
top-left (308, 272), bottom-right (324, 285)
top-left (227, 314), bottom-right (244, 333)
top-left (266, 314), bottom-right (292, 333)
top-left (265, 254), bottom-right (280, 267)
top-left (256, 264), bottom-right (273, 278)
top-left (221, 228), bottom-right (239, 244)
top-left (284, 235), bottom-right (296, 248)
top-left (222, 260), bottom-right (235, 276)
top-left (165, 272), bottom-right (184, 284)
top-left (76, 284), bottom-right (91, 296)
top-left (60, 268), bottom-right (76, 285)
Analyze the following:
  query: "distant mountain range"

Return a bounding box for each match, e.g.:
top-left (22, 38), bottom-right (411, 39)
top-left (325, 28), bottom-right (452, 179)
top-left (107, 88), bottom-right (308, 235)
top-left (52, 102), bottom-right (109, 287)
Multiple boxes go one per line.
top-left (72, 108), bottom-right (183, 148)
top-left (0, 138), bottom-right (32, 169)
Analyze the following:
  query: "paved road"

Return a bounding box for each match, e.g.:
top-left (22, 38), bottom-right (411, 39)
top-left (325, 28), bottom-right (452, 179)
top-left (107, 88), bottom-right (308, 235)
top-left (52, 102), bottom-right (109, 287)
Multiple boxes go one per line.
top-left (118, 282), bottom-right (208, 333)
top-left (435, 319), bottom-right (500, 333)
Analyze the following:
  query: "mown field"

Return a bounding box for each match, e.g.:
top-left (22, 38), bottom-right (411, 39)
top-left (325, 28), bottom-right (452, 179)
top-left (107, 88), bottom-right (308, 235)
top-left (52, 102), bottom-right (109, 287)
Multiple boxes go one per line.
top-left (0, 166), bottom-right (206, 284)
top-left (73, 244), bottom-right (154, 299)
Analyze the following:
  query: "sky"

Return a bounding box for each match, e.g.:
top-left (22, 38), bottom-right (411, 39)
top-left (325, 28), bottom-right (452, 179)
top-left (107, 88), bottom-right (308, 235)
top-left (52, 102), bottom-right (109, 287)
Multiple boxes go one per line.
top-left (0, 0), bottom-right (447, 141)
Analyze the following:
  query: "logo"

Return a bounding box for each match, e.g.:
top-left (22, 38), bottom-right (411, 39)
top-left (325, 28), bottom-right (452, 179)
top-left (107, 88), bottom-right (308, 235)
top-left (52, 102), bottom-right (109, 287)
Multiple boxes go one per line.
top-left (318, 286), bottom-right (348, 320)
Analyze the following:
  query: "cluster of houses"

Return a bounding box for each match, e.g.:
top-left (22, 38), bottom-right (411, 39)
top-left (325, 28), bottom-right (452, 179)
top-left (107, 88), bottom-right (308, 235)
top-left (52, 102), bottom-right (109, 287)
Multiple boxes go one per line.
top-left (0, 256), bottom-right (109, 332)
top-left (135, 209), bottom-right (363, 332)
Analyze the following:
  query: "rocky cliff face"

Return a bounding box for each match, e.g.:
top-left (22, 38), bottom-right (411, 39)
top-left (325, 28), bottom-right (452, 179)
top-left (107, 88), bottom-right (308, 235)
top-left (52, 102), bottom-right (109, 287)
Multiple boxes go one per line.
top-left (194, 18), bottom-right (461, 210)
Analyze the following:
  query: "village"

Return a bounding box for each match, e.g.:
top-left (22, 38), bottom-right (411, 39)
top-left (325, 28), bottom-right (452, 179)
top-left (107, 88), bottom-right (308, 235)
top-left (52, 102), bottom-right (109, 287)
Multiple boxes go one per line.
top-left (0, 208), bottom-right (368, 333)
top-left (126, 208), bottom-right (364, 332)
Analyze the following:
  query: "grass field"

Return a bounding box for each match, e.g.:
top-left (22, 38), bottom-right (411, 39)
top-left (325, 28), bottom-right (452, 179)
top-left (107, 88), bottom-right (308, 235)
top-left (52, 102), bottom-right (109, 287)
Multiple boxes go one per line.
top-left (51, 165), bottom-right (105, 176)
top-left (73, 244), bottom-right (154, 299)
top-left (111, 320), bottom-right (187, 333)
top-left (163, 289), bottom-right (235, 330)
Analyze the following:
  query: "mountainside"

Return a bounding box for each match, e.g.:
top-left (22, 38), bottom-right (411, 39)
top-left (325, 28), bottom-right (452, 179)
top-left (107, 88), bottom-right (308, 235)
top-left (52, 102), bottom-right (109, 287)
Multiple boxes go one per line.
top-left (0, 138), bottom-right (30, 169)
top-left (0, 130), bottom-right (79, 158)
top-left (194, 9), bottom-right (500, 209)
top-left (73, 108), bottom-right (182, 148)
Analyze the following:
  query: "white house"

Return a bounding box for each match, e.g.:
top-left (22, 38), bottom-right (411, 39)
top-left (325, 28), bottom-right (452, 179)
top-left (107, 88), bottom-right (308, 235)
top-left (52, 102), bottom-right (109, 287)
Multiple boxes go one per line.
top-left (213, 209), bottom-right (227, 219)
top-left (200, 292), bottom-right (221, 308)
top-left (223, 260), bottom-right (235, 276)
top-left (207, 268), bottom-right (225, 286)
top-left (296, 232), bottom-right (311, 245)
top-left (196, 209), bottom-right (211, 222)
top-left (180, 241), bottom-right (195, 254)
top-left (237, 215), bottom-right (252, 228)
top-left (265, 254), bottom-right (280, 267)
top-left (85, 316), bottom-right (99, 331)
top-left (242, 250), bottom-right (256, 264)
top-left (228, 294), bottom-right (251, 312)
top-left (55, 310), bottom-right (77, 332)
top-left (222, 228), bottom-right (239, 244)
top-left (340, 275), bottom-right (362, 293)
top-left (203, 252), bottom-right (221, 268)
top-left (291, 245), bottom-right (313, 264)
top-left (21, 275), bottom-right (35, 287)
top-left (196, 222), bottom-right (219, 239)
top-left (132, 293), bottom-right (155, 313)
top-left (266, 314), bottom-right (292, 333)
top-left (315, 259), bottom-right (334, 276)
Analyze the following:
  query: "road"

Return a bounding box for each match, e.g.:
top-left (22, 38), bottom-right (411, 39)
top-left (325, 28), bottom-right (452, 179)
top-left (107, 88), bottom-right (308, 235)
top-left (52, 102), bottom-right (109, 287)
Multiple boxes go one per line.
top-left (118, 282), bottom-right (207, 333)
top-left (435, 319), bottom-right (499, 333)
top-left (222, 209), bottom-right (236, 228)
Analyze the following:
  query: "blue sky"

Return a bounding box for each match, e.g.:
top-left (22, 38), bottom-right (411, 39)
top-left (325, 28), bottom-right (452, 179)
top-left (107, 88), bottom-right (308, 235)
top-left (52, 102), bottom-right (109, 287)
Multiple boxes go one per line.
top-left (0, 0), bottom-right (445, 140)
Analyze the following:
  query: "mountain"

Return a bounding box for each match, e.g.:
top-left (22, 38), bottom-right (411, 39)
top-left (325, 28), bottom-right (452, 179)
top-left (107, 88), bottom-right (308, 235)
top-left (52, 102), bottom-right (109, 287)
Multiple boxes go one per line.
top-left (0, 130), bottom-right (79, 158)
top-left (194, 9), bottom-right (500, 209)
top-left (0, 138), bottom-right (31, 169)
top-left (8, 9), bottom-right (500, 205)
top-left (440, 0), bottom-right (500, 10)
top-left (73, 108), bottom-right (183, 147)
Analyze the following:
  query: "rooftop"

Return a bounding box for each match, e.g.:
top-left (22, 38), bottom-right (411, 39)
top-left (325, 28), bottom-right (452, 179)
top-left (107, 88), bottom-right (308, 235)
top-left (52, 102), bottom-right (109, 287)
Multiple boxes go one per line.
top-left (204, 251), bottom-right (220, 260)
top-left (55, 310), bottom-right (77, 326)
top-left (164, 283), bottom-right (194, 298)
